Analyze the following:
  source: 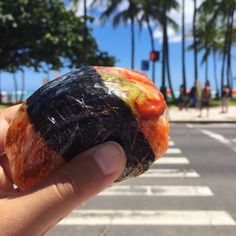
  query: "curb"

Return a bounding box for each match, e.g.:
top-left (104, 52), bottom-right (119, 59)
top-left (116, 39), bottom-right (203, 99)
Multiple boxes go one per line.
top-left (170, 120), bottom-right (236, 124)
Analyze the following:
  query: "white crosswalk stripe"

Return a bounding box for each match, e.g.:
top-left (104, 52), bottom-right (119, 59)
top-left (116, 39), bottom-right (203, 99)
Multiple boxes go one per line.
top-left (99, 186), bottom-right (213, 196)
top-left (166, 148), bottom-right (182, 154)
top-left (59, 210), bottom-right (236, 226)
top-left (168, 140), bottom-right (175, 146)
top-left (140, 168), bottom-right (199, 178)
top-left (153, 157), bottom-right (189, 165)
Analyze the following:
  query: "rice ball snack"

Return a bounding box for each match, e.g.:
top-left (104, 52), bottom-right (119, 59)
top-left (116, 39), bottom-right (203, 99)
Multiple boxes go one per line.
top-left (5, 66), bottom-right (169, 190)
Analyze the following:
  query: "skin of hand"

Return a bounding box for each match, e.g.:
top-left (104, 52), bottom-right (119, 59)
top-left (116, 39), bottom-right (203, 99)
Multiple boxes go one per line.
top-left (0, 105), bottom-right (126, 236)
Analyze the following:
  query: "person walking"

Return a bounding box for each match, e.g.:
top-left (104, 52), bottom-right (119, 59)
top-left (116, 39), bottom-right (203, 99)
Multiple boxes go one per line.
top-left (177, 85), bottom-right (185, 110)
top-left (186, 84), bottom-right (197, 109)
top-left (199, 80), bottom-right (211, 117)
top-left (221, 85), bottom-right (230, 113)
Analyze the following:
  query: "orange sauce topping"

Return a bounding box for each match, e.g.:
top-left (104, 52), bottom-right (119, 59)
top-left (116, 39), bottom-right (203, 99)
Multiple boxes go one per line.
top-left (5, 103), bottom-right (65, 190)
top-left (94, 66), bottom-right (167, 120)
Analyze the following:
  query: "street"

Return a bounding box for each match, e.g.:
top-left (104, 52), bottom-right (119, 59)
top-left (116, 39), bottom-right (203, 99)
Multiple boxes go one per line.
top-left (47, 124), bottom-right (236, 236)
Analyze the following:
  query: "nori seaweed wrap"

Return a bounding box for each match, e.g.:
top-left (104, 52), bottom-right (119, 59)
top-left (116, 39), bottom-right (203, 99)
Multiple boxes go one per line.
top-left (5, 66), bottom-right (169, 190)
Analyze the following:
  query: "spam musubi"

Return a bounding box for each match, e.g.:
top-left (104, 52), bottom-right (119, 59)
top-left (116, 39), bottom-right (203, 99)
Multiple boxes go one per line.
top-left (5, 66), bottom-right (169, 190)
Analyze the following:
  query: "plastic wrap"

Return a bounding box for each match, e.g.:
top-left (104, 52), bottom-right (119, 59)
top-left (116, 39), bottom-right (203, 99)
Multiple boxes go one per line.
top-left (5, 66), bottom-right (169, 189)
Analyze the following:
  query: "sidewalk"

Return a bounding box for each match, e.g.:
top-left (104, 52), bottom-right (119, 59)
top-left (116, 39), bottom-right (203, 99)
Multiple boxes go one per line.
top-left (168, 105), bottom-right (236, 123)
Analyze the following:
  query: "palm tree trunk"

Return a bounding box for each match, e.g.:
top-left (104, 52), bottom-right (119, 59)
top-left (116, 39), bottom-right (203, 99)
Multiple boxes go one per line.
top-left (13, 73), bottom-right (18, 103)
top-left (161, 3), bottom-right (166, 99)
top-left (193, 0), bottom-right (198, 82)
top-left (221, 12), bottom-right (231, 93)
top-left (20, 70), bottom-right (25, 102)
top-left (166, 37), bottom-right (175, 100)
top-left (131, 16), bottom-right (135, 69)
top-left (146, 15), bottom-right (155, 83)
top-left (213, 50), bottom-right (219, 98)
top-left (164, 1), bottom-right (175, 100)
top-left (205, 57), bottom-right (208, 83)
top-left (226, 5), bottom-right (234, 95)
top-left (161, 35), bottom-right (166, 99)
top-left (182, 0), bottom-right (187, 94)
top-left (83, 0), bottom-right (88, 64)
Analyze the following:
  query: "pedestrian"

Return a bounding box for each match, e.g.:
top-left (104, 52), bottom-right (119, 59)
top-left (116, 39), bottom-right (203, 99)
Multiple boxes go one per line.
top-left (186, 84), bottom-right (197, 109)
top-left (199, 80), bottom-right (211, 117)
top-left (221, 85), bottom-right (230, 113)
top-left (0, 105), bottom-right (126, 235)
top-left (177, 84), bottom-right (185, 110)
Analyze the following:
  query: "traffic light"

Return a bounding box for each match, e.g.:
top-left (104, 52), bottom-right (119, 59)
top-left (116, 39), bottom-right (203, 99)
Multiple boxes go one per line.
top-left (150, 51), bottom-right (160, 62)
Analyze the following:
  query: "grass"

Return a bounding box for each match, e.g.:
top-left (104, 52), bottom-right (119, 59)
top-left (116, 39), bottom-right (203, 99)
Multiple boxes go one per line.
top-left (229, 98), bottom-right (236, 105)
top-left (0, 104), bottom-right (10, 110)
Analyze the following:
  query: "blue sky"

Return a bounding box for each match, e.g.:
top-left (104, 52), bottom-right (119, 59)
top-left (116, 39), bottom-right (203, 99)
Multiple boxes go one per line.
top-left (1, 0), bottom-right (236, 95)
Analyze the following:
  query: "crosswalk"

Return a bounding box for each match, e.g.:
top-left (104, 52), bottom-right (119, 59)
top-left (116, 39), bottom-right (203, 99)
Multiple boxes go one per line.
top-left (55, 139), bottom-right (236, 234)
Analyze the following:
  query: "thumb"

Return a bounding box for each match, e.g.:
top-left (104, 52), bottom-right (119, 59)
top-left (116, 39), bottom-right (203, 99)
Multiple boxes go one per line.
top-left (2, 142), bottom-right (126, 236)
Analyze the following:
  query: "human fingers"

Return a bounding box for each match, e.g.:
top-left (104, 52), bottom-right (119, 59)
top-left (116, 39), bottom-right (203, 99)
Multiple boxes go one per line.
top-left (0, 154), bottom-right (14, 191)
top-left (0, 142), bottom-right (126, 236)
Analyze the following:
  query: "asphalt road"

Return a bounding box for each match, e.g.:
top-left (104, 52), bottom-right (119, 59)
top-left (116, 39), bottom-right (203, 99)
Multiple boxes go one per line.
top-left (47, 123), bottom-right (236, 236)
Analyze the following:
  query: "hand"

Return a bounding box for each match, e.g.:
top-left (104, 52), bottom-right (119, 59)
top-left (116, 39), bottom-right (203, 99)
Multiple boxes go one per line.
top-left (0, 105), bottom-right (126, 236)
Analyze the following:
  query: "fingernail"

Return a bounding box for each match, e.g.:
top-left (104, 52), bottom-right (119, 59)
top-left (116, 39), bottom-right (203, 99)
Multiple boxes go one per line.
top-left (93, 142), bottom-right (126, 176)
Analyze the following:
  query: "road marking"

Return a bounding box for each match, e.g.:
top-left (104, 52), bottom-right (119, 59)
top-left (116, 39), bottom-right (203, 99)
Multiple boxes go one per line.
top-left (201, 129), bottom-right (229, 144)
top-left (59, 210), bottom-right (236, 226)
top-left (99, 186), bottom-right (213, 196)
top-left (186, 124), bottom-right (194, 128)
top-left (166, 148), bottom-right (182, 154)
top-left (169, 140), bottom-right (175, 146)
top-left (139, 169), bottom-right (199, 178)
top-left (153, 157), bottom-right (189, 165)
top-left (190, 124), bottom-right (236, 128)
top-left (162, 156), bottom-right (187, 158)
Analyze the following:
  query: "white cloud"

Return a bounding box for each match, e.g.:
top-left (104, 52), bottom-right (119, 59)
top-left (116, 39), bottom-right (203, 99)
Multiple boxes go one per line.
top-left (74, 0), bottom-right (129, 25)
top-left (75, 0), bottom-right (128, 17)
top-left (153, 0), bottom-right (203, 43)
top-left (74, 0), bottom-right (94, 16)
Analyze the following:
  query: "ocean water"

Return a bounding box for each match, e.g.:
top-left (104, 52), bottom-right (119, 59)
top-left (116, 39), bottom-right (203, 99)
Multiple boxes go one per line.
top-left (1, 90), bottom-right (33, 103)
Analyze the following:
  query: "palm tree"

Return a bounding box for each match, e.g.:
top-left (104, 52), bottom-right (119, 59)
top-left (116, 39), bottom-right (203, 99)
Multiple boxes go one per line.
top-left (193, 0), bottom-right (198, 83)
top-left (213, 49), bottom-right (220, 98)
top-left (160, 0), bottom-right (179, 100)
top-left (182, 0), bottom-right (187, 94)
top-left (194, 0), bottom-right (232, 98)
top-left (201, 0), bottom-right (235, 94)
top-left (225, 4), bottom-right (235, 94)
top-left (93, 0), bottom-right (140, 69)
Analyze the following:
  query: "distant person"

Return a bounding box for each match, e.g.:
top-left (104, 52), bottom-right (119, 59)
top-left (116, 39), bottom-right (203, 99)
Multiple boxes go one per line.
top-left (221, 85), bottom-right (230, 113)
top-left (177, 85), bottom-right (185, 110)
top-left (199, 80), bottom-right (211, 117)
top-left (195, 79), bottom-right (202, 109)
top-left (186, 84), bottom-right (197, 109)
